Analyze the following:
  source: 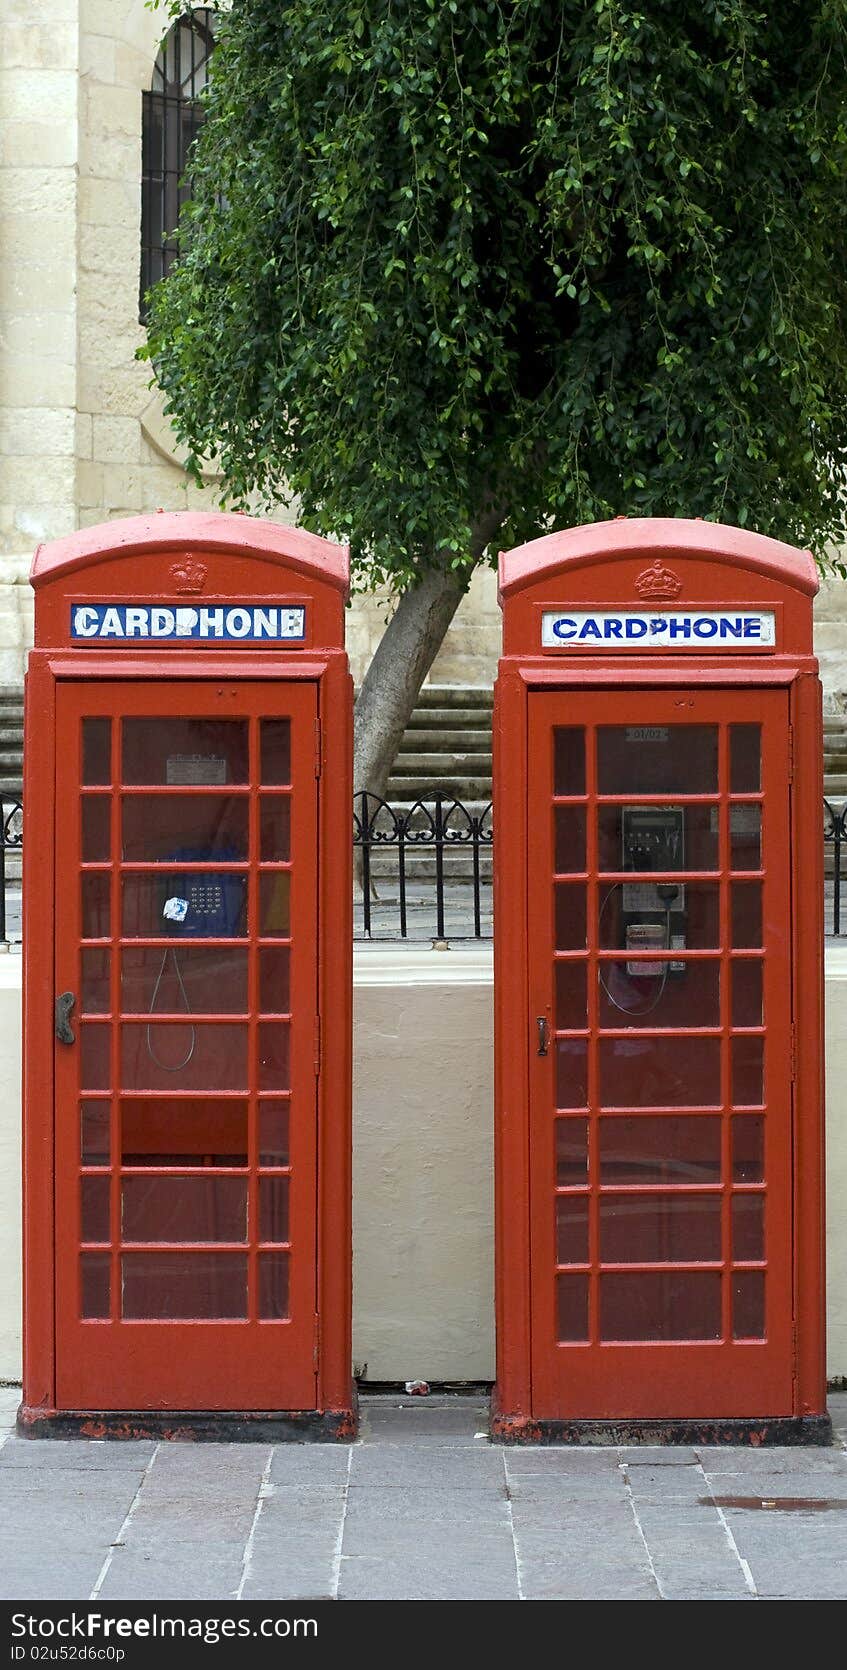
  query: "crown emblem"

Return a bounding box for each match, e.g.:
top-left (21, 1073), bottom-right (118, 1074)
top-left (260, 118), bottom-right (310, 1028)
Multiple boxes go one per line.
top-left (634, 558), bottom-right (683, 601)
top-left (169, 557), bottom-right (208, 595)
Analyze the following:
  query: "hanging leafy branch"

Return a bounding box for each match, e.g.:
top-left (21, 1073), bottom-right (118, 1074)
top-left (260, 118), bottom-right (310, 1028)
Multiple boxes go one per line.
top-left (144, 1), bottom-right (847, 587)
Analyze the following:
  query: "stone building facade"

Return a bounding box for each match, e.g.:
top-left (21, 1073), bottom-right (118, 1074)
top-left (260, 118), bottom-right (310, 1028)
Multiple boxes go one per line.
top-left (1, 0), bottom-right (845, 699)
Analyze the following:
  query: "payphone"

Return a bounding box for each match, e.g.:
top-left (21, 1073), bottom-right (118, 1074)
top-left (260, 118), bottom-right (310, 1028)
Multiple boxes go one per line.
top-left (492, 518), bottom-right (829, 1443)
top-left (19, 511), bottom-right (355, 1439)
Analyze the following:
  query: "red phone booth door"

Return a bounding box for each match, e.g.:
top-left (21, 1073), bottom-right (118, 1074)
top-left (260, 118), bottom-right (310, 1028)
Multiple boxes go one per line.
top-left (528, 689), bottom-right (794, 1419)
top-left (53, 681), bottom-right (318, 1411)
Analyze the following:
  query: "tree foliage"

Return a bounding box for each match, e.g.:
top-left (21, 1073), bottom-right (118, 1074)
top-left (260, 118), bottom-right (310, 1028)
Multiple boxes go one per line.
top-left (145, 1), bottom-right (847, 582)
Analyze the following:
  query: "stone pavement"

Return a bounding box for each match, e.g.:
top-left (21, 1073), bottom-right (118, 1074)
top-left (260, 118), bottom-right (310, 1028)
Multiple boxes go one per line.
top-left (1, 1385), bottom-right (846, 1602)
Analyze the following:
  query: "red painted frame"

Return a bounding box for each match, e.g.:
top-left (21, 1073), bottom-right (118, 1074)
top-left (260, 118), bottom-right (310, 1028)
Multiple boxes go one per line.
top-left (20, 513), bottom-right (354, 1434)
top-left (492, 518), bottom-right (826, 1436)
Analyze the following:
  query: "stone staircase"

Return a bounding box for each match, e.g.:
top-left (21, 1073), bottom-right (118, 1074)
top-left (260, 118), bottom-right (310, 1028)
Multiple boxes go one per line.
top-left (366, 686), bottom-right (493, 888)
top-left (825, 714), bottom-right (847, 803)
top-left (0, 687), bottom-right (23, 802)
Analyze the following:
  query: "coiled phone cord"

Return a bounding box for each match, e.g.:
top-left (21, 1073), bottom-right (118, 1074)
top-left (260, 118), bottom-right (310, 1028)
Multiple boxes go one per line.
top-left (596, 883), bottom-right (672, 1017)
top-left (146, 945), bottom-right (196, 1071)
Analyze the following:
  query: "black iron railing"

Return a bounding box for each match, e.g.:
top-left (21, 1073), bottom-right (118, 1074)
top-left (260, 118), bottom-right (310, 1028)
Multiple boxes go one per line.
top-left (0, 800), bottom-right (22, 946)
top-left (0, 795), bottom-right (846, 945)
top-left (354, 792), bottom-right (493, 941)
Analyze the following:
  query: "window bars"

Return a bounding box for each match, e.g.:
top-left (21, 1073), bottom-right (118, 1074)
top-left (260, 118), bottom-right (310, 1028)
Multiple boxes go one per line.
top-left (140, 8), bottom-right (217, 321)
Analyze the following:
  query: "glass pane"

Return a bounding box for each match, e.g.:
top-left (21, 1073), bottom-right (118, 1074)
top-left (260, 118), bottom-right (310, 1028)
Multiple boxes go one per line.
top-left (599, 882), bottom-right (719, 951)
top-left (122, 945), bottom-right (248, 1015)
top-left (121, 1023), bottom-right (247, 1091)
top-left (122, 1176), bottom-right (247, 1242)
top-left (600, 804), bottom-right (715, 871)
top-left (260, 797), bottom-right (291, 862)
top-left (82, 873), bottom-right (110, 939)
top-left (121, 1099), bottom-right (248, 1166)
top-left (122, 795), bottom-right (248, 862)
top-left (259, 1176), bottom-right (290, 1242)
top-left (733, 1271), bottom-right (765, 1339)
top-left (260, 873), bottom-right (291, 937)
top-left (122, 718), bottom-right (248, 785)
top-left (80, 1253), bottom-right (110, 1319)
top-left (555, 1039), bottom-right (587, 1109)
top-left (600, 1195), bottom-right (721, 1263)
top-left (599, 1036), bottom-right (720, 1107)
top-left (261, 719), bottom-right (291, 785)
top-left (732, 883), bottom-right (762, 948)
top-left (554, 729), bottom-right (585, 796)
top-left (260, 946), bottom-right (291, 1015)
top-left (556, 1195), bottom-right (589, 1264)
top-left (730, 725), bottom-right (761, 793)
top-left (81, 1101), bottom-right (110, 1166)
top-left (260, 1251), bottom-right (290, 1319)
top-left (555, 806), bottom-right (586, 873)
top-left (81, 1024), bottom-right (110, 1091)
top-left (732, 1036), bottom-right (764, 1106)
top-left (599, 959), bottom-right (719, 1028)
top-left (81, 948), bottom-right (110, 1014)
top-left (556, 1273), bottom-right (588, 1341)
top-left (122, 874), bottom-right (247, 938)
top-left (732, 1115), bottom-right (764, 1182)
top-left (259, 1103), bottom-right (290, 1167)
top-left (81, 1174), bottom-right (110, 1243)
top-left (556, 1118), bottom-right (588, 1184)
top-left (730, 805), bottom-right (761, 872)
top-left (599, 1115), bottom-right (721, 1185)
top-left (82, 797), bottom-right (111, 862)
top-left (598, 726), bottom-right (718, 795)
top-left (732, 960), bottom-right (763, 1027)
top-left (555, 960), bottom-right (587, 1029)
top-left (555, 884), bottom-right (586, 950)
top-left (122, 1253), bottom-right (247, 1319)
top-left (259, 1023), bottom-right (291, 1091)
top-left (82, 718), bottom-right (111, 785)
top-left (601, 1272), bottom-right (721, 1340)
top-left (732, 1194), bottom-right (765, 1263)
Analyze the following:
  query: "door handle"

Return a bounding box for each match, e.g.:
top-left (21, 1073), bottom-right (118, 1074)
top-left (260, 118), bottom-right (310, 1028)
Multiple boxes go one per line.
top-left (536, 1015), bottom-right (549, 1056)
top-left (55, 991), bottom-right (76, 1045)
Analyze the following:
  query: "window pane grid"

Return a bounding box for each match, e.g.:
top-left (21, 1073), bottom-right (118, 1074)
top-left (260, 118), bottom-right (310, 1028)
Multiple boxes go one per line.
top-left (550, 717), bottom-right (769, 1348)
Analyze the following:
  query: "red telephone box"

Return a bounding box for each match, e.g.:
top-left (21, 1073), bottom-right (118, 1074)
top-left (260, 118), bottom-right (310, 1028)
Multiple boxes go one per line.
top-left (18, 511), bottom-right (355, 1439)
top-left (492, 518), bottom-right (830, 1443)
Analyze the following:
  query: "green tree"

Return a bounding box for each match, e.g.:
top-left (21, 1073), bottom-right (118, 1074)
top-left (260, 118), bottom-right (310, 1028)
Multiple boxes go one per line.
top-left (145, 1), bottom-right (847, 798)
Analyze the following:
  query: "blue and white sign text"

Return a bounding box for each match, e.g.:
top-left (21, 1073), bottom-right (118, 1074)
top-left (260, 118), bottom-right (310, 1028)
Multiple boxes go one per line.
top-left (541, 609), bottom-right (776, 649)
top-left (71, 604), bottom-right (306, 643)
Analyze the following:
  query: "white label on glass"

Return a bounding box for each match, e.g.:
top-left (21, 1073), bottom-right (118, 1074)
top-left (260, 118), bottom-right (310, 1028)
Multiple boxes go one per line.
top-left (163, 896), bottom-right (189, 923)
top-left (541, 610), bottom-right (776, 648)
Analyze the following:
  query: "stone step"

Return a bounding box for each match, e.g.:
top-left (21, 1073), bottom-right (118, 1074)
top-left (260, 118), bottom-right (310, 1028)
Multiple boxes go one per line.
top-left (415, 685), bottom-right (492, 708)
top-left (391, 751), bottom-right (492, 774)
top-left (401, 728), bottom-right (491, 752)
top-left (386, 782), bottom-right (493, 805)
top-left (406, 708), bottom-right (492, 730)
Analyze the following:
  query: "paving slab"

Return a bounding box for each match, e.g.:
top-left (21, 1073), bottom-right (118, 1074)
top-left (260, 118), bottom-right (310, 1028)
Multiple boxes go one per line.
top-left (0, 1393), bottom-right (845, 1600)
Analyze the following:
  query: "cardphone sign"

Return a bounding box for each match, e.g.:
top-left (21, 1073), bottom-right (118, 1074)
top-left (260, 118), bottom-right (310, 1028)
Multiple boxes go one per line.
top-left (541, 609), bottom-right (776, 647)
top-left (71, 602), bottom-right (306, 642)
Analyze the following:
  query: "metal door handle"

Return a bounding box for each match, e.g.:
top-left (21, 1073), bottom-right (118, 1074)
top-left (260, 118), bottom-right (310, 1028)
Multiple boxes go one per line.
top-left (55, 991), bottom-right (76, 1045)
top-left (536, 1015), bottom-right (549, 1056)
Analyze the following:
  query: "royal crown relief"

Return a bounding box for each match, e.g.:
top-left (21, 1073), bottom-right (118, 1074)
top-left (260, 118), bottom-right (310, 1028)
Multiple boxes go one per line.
top-left (540, 558), bottom-right (776, 648)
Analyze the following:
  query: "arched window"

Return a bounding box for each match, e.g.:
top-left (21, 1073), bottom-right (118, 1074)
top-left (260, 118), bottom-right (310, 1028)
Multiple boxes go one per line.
top-left (140, 8), bottom-right (217, 321)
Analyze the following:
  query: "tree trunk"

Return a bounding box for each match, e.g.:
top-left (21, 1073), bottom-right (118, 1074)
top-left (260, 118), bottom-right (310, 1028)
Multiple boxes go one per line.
top-left (353, 509), bottom-right (504, 804)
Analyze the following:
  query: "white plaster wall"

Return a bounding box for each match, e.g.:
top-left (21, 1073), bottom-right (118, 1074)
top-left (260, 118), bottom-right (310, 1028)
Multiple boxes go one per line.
top-left (0, 957), bottom-right (20, 1377)
top-left (0, 944), bottom-right (845, 1387)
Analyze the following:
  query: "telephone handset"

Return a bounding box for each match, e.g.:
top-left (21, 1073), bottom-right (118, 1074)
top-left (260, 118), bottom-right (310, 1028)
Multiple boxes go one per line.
top-left (599, 805), bottom-right (687, 1018)
top-left (146, 751), bottom-right (246, 1072)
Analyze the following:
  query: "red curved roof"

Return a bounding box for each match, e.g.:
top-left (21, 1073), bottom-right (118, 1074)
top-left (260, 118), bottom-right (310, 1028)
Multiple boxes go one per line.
top-left (499, 517), bottom-right (818, 600)
top-left (31, 511), bottom-right (349, 597)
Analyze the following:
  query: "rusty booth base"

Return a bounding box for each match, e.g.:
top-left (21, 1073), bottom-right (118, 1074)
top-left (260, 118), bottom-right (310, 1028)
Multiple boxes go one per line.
top-left (489, 1409), bottom-right (833, 1446)
top-left (15, 1400), bottom-right (358, 1443)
